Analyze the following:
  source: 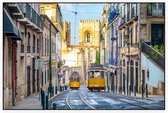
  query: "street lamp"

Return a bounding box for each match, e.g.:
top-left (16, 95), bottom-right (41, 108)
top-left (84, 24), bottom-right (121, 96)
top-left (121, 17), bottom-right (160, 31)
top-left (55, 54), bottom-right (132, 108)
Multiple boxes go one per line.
top-left (49, 23), bottom-right (53, 98)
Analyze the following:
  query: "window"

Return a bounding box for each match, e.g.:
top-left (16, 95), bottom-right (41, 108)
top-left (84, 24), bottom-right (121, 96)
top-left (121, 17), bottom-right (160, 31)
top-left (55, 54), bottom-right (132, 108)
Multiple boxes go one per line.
top-left (130, 60), bottom-right (134, 65)
top-left (86, 33), bottom-right (91, 42)
top-left (123, 59), bottom-right (125, 66)
top-left (130, 28), bottom-right (133, 45)
top-left (136, 61), bottom-right (138, 66)
top-left (27, 32), bottom-right (30, 46)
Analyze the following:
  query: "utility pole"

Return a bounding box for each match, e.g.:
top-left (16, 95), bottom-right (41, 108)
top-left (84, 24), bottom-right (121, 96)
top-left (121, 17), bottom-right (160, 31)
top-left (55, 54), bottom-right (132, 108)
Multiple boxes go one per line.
top-left (49, 23), bottom-right (53, 98)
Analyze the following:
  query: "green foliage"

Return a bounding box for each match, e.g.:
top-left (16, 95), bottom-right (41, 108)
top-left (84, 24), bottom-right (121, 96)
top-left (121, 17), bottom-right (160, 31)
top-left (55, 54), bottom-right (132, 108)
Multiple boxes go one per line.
top-left (153, 44), bottom-right (165, 56)
top-left (96, 50), bottom-right (100, 64)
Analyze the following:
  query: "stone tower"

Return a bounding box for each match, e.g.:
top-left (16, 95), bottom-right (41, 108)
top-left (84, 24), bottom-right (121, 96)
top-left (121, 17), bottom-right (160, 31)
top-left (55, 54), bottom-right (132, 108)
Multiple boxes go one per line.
top-left (79, 20), bottom-right (101, 83)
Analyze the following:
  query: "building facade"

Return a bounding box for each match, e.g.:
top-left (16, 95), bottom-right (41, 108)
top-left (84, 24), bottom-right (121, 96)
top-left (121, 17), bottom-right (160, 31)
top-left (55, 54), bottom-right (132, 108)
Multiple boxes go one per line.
top-left (102, 3), bottom-right (165, 96)
top-left (140, 3), bottom-right (165, 96)
top-left (79, 20), bottom-right (101, 83)
top-left (40, 14), bottom-right (58, 95)
top-left (3, 3), bottom-right (43, 109)
top-left (40, 3), bottom-right (63, 92)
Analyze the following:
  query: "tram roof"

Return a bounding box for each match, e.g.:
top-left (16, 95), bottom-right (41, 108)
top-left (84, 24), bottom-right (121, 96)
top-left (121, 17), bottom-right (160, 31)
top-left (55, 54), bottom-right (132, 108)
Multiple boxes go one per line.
top-left (70, 71), bottom-right (80, 77)
top-left (88, 64), bottom-right (107, 71)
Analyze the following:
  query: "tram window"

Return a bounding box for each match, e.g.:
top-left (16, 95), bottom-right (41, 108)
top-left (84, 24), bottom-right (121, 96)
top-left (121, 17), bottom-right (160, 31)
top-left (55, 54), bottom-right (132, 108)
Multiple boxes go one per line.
top-left (95, 71), bottom-right (100, 78)
top-left (91, 72), bottom-right (95, 78)
top-left (74, 77), bottom-right (77, 81)
top-left (77, 77), bottom-right (80, 82)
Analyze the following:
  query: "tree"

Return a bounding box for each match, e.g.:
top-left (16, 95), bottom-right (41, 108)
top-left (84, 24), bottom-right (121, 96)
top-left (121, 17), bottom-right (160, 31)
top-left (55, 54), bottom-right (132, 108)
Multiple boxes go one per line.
top-left (96, 50), bottom-right (100, 64)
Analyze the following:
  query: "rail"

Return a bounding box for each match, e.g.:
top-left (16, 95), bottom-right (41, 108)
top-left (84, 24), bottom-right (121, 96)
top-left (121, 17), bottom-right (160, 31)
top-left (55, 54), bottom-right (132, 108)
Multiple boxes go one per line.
top-left (141, 41), bottom-right (164, 69)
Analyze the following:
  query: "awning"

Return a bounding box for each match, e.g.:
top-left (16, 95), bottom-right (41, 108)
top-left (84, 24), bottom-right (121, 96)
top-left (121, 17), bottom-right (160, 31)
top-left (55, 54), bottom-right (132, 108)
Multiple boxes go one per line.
top-left (3, 8), bottom-right (22, 40)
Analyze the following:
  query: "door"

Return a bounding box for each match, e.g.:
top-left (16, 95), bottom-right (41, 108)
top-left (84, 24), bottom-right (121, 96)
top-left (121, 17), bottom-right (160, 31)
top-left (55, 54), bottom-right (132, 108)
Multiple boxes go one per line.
top-left (151, 24), bottom-right (164, 46)
top-left (37, 70), bottom-right (40, 92)
top-left (111, 74), bottom-right (115, 92)
top-left (27, 66), bottom-right (31, 97)
top-left (123, 73), bottom-right (125, 92)
top-left (32, 58), bottom-right (36, 93)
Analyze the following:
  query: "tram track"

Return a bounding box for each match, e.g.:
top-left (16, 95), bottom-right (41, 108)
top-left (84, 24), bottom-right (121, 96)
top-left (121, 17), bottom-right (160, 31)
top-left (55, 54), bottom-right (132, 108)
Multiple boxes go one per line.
top-left (66, 90), bottom-right (95, 110)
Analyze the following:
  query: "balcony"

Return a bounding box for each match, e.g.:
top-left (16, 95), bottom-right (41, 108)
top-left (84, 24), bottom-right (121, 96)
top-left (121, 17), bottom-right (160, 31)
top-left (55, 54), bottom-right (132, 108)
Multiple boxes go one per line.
top-left (6, 3), bottom-right (24, 19)
top-left (118, 15), bottom-right (126, 30)
top-left (129, 43), bottom-right (139, 48)
top-left (27, 45), bottom-right (31, 53)
top-left (127, 11), bottom-right (130, 22)
top-left (108, 9), bottom-right (118, 24)
top-left (18, 3), bottom-right (43, 32)
top-left (141, 41), bottom-right (164, 69)
top-left (147, 4), bottom-right (165, 17)
top-left (131, 7), bottom-right (138, 19)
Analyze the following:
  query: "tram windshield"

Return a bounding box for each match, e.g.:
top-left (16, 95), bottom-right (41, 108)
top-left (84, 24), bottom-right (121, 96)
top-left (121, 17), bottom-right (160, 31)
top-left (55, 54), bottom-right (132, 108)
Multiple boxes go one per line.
top-left (89, 71), bottom-right (104, 79)
top-left (69, 77), bottom-right (80, 82)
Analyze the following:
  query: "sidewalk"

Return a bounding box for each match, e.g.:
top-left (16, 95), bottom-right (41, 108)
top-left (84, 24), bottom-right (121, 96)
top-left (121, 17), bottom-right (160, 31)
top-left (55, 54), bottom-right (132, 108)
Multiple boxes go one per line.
top-left (119, 92), bottom-right (165, 103)
top-left (8, 89), bottom-right (70, 110)
top-left (9, 93), bottom-right (42, 110)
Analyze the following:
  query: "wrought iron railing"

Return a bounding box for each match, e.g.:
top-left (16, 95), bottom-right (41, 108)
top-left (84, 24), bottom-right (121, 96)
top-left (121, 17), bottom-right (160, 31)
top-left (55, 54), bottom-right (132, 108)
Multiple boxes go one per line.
top-left (37, 14), bottom-right (43, 30)
top-left (18, 3), bottom-right (24, 13)
top-left (128, 43), bottom-right (139, 47)
top-left (127, 11), bottom-right (130, 22)
top-left (131, 7), bottom-right (135, 18)
top-left (147, 3), bottom-right (165, 16)
top-left (25, 3), bottom-right (31, 19)
top-left (18, 3), bottom-right (43, 30)
top-left (141, 41), bottom-right (165, 69)
top-left (31, 9), bottom-right (37, 25)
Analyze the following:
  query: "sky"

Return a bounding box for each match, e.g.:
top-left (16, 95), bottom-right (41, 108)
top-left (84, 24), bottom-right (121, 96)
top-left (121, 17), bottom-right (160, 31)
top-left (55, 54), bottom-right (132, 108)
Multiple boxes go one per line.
top-left (59, 3), bottom-right (104, 45)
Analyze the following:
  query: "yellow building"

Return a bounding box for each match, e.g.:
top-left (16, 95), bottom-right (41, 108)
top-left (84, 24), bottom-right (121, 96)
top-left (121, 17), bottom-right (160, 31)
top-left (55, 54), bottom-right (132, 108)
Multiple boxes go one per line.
top-left (61, 21), bottom-right (71, 54)
top-left (40, 3), bottom-right (63, 32)
top-left (79, 20), bottom-right (101, 82)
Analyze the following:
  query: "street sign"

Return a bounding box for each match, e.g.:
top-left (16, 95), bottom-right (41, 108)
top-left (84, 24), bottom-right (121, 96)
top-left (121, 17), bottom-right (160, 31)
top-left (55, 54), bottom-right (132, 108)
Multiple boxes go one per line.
top-left (35, 58), bottom-right (44, 69)
top-left (51, 61), bottom-right (56, 66)
top-left (58, 72), bottom-right (63, 78)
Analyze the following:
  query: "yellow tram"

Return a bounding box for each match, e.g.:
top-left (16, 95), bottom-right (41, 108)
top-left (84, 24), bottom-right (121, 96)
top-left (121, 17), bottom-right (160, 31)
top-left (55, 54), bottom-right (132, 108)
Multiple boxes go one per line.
top-left (87, 64), bottom-right (107, 92)
top-left (69, 71), bottom-right (80, 89)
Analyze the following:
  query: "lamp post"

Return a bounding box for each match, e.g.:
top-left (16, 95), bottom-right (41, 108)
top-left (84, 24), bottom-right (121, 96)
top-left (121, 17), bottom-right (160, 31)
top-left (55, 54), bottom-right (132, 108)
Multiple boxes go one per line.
top-left (49, 23), bottom-right (53, 98)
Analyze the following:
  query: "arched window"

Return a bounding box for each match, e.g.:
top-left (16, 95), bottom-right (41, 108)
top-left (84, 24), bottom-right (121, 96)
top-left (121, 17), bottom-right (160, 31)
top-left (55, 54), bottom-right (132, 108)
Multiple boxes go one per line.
top-left (33, 35), bottom-right (35, 53)
top-left (27, 32), bottom-right (31, 46)
top-left (130, 60), bottom-right (134, 66)
top-left (86, 33), bottom-right (90, 42)
top-left (123, 59), bottom-right (125, 66)
top-left (27, 32), bottom-right (31, 53)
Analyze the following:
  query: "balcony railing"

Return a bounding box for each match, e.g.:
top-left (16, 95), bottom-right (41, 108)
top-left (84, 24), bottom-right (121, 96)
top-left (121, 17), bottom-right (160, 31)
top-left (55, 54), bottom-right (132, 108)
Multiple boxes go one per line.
top-left (127, 11), bottom-right (130, 22)
top-left (31, 9), bottom-right (37, 25)
top-left (108, 9), bottom-right (118, 24)
top-left (21, 45), bottom-right (24, 53)
top-left (147, 4), bottom-right (165, 16)
top-left (128, 43), bottom-right (139, 47)
top-left (141, 41), bottom-right (165, 69)
top-left (18, 3), bottom-right (43, 30)
top-left (25, 3), bottom-right (31, 19)
top-left (27, 45), bottom-right (31, 53)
